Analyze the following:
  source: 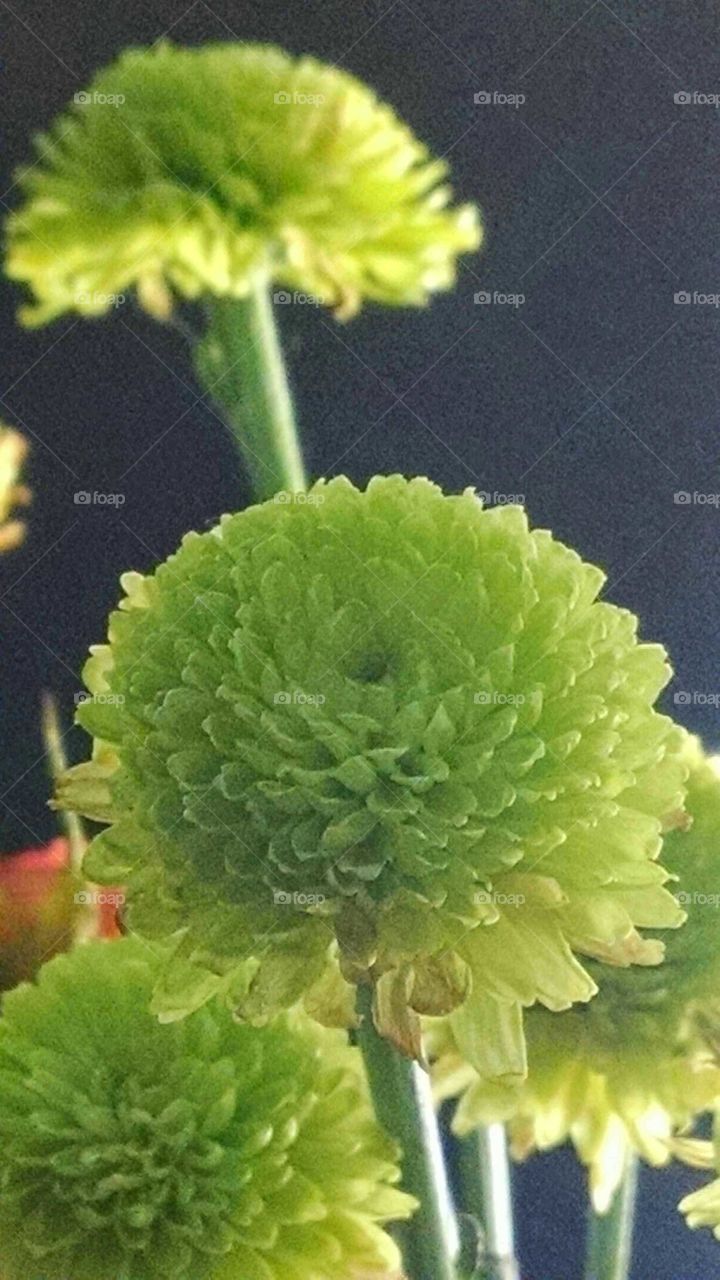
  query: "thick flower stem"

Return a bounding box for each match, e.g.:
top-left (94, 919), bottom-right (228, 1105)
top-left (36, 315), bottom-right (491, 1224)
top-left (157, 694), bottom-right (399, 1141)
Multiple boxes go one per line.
top-left (457, 1126), bottom-right (519, 1280)
top-left (584, 1155), bottom-right (638, 1280)
top-left (195, 280), bottom-right (307, 500)
top-left (355, 986), bottom-right (458, 1280)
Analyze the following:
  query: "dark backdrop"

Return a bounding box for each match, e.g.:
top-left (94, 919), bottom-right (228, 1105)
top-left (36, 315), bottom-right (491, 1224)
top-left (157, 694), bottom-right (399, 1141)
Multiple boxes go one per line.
top-left (1, 2), bottom-right (719, 1276)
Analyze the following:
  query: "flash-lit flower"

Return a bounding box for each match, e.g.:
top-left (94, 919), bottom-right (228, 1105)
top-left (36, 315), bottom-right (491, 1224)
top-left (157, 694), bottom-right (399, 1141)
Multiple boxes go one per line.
top-left (0, 937), bottom-right (414, 1280)
top-left (57, 476), bottom-right (686, 1069)
top-left (431, 741), bottom-right (720, 1212)
top-left (7, 42), bottom-right (480, 326)
top-left (0, 425), bottom-right (30, 552)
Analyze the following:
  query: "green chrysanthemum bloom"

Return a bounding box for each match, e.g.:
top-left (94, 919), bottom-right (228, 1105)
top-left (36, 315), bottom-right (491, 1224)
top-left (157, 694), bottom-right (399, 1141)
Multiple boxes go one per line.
top-left (0, 936), bottom-right (413, 1280)
top-left (57, 476), bottom-right (687, 1064)
top-left (6, 42), bottom-right (480, 326)
top-left (431, 741), bottom-right (720, 1212)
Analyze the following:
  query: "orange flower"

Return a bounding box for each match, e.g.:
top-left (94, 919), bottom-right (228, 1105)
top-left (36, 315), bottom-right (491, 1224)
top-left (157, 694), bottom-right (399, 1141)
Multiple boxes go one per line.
top-left (0, 838), bottom-right (74, 991)
top-left (0, 838), bottom-right (122, 992)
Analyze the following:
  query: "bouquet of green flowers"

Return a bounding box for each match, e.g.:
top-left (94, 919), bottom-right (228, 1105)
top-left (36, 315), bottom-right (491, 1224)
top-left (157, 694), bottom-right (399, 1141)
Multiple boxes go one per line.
top-left (1, 38), bottom-right (718, 1280)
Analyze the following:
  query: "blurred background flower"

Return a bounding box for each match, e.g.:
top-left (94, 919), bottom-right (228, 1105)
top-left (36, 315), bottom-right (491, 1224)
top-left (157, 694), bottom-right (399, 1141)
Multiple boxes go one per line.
top-left (7, 41), bottom-right (480, 326)
top-left (0, 834), bottom-right (121, 993)
top-left (431, 739), bottom-right (720, 1211)
top-left (0, 425), bottom-right (30, 553)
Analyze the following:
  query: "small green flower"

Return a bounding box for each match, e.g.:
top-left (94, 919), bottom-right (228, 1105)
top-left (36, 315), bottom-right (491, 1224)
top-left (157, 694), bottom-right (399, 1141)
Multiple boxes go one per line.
top-left (58, 476), bottom-right (687, 1067)
top-left (6, 42), bottom-right (480, 326)
top-left (0, 937), bottom-right (413, 1280)
top-left (431, 740), bottom-right (720, 1212)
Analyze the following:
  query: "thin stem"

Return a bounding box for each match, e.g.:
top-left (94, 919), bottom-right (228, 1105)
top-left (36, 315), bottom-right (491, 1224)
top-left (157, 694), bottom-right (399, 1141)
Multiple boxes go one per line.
top-left (41, 692), bottom-right (86, 876)
top-left (584, 1154), bottom-right (638, 1280)
top-left (355, 986), bottom-right (458, 1280)
top-left (457, 1126), bottom-right (520, 1280)
top-left (195, 279), bottom-right (307, 500)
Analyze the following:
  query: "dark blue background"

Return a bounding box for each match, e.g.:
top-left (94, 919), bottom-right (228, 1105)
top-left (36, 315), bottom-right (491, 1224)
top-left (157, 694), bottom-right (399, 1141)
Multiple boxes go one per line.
top-left (1, 2), bottom-right (719, 1276)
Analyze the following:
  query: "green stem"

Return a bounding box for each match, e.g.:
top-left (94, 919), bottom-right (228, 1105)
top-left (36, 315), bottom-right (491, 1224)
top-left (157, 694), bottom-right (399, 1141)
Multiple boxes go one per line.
top-left (584, 1154), bottom-right (638, 1280)
top-left (457, 1126), bottom-right (519, 1280)
top-left (41, 692), bottom-right (86, 877)
top-left (195, 279), bottom-right (307, 500)
top-left (355, 986), bottom-right (458, 1280)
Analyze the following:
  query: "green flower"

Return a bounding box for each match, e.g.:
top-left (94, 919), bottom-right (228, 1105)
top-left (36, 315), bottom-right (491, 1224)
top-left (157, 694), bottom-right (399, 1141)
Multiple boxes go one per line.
top-left (679, 1110), bottom-right (720, 1239)
top-left (6, 41), bottom-right (480, 326)
top-left (0, 937), bottom-right (413, 1280)
top-left (431, 740), bottom-right (720, 1212)
top-left (58, 476), bottom-right (687, 1065)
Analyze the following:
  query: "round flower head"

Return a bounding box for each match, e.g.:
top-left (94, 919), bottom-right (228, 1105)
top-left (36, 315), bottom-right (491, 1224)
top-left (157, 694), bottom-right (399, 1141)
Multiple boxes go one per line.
top-left (6, 42), bottom-right (480, 326)
top-left (431, 740), bottom-right (720, 1212)
top-left (0, 936), bottom-right (413, 1280)
top-left (57, 476), bottom-right (687, 1064)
